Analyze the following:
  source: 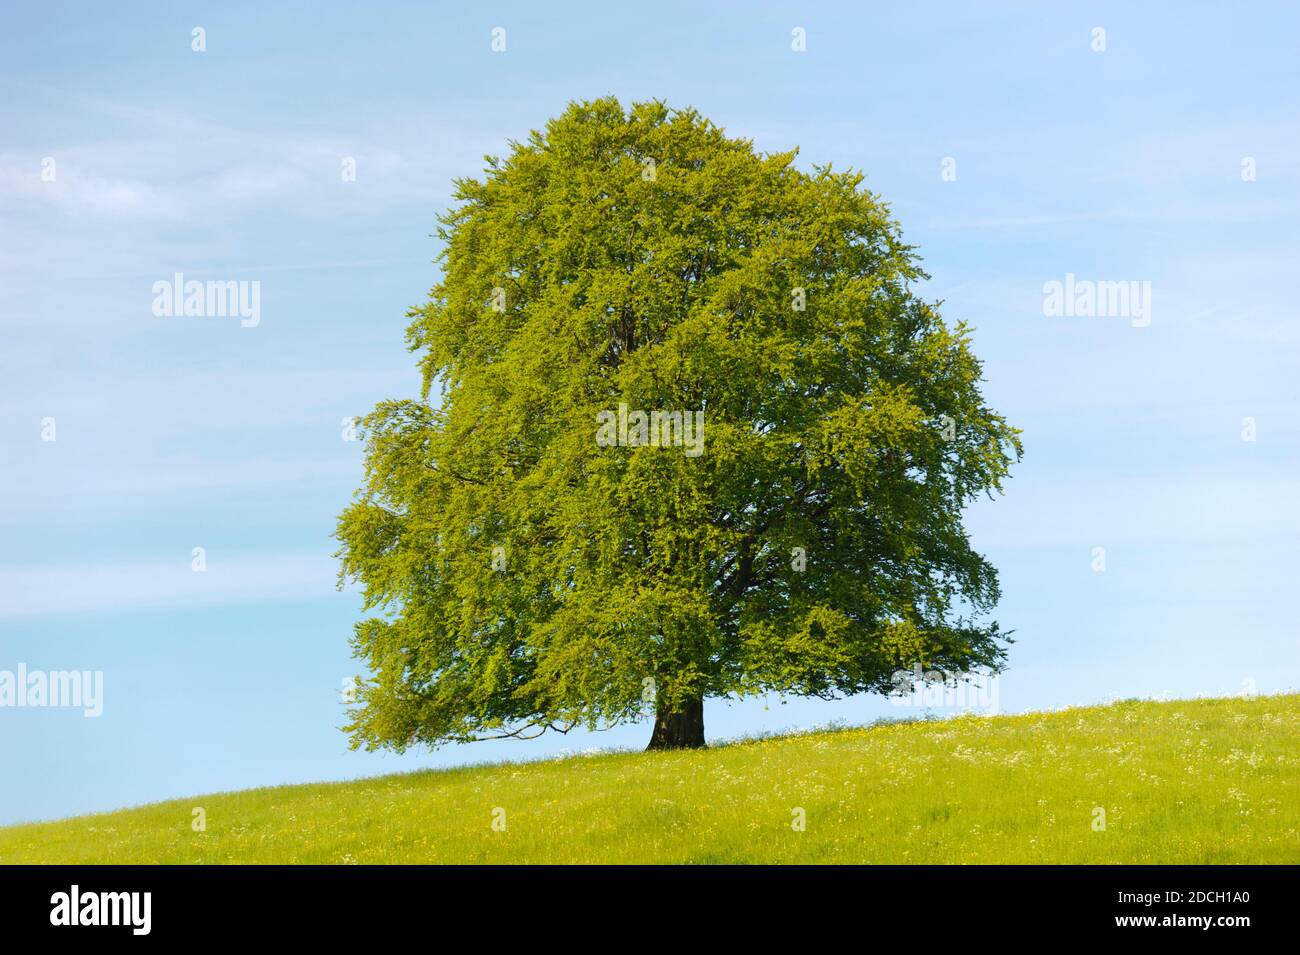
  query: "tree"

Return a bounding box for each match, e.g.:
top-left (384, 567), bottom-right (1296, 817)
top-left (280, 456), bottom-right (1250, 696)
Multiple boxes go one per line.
top-left (335, 98), bottom-right (1022, 752)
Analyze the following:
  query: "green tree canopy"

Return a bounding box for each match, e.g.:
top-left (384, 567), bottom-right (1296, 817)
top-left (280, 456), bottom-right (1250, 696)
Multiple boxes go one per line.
top-left (336, 98), bottom-right (1021, 750)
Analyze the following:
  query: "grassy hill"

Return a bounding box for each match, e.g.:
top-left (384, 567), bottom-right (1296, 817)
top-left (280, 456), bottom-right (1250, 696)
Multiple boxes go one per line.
top-left (2, 693), bottom-right (1296, 864)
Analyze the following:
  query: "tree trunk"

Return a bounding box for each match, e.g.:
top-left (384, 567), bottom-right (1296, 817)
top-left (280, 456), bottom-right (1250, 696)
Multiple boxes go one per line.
top-left (646, 695), bottom-right (705, 750)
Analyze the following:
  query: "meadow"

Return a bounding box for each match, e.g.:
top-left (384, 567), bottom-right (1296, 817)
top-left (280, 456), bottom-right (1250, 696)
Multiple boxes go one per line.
top-left (1, 693), bottom-right (1295, 864)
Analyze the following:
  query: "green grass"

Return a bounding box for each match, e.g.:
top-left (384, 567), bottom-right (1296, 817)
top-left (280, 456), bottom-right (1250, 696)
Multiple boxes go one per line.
top-left (3, 694), bottom-right (1297, 864)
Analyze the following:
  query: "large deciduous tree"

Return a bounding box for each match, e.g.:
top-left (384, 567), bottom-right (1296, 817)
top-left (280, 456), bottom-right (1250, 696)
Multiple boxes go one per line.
top-left (336, 98), bottom-right (1021, 751)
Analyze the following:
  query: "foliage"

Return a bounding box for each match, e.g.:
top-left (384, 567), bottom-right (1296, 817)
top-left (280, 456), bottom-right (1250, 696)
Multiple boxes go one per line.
top-left (335, 98), bottom-right (1021, 749)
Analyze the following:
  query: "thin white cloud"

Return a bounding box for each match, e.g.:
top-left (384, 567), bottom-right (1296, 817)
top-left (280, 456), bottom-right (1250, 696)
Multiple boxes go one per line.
top-left (0, 553), bottom-right (349, 618)
top-left (0, 103), bottom-right (483, 224)
top-left (967, 469), bottom-right (1300, 552)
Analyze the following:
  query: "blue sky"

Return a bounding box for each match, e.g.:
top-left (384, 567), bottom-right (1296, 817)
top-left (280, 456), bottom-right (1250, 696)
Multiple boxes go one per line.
top-left (2, 1), bottom-right (1298, 826)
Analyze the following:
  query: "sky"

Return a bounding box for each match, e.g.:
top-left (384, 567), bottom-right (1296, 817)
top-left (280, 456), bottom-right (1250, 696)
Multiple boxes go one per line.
top-left (1, 1), bottom-right (1298, 826)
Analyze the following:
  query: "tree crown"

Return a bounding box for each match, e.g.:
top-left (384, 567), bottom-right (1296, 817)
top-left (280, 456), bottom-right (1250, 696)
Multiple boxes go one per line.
top-left (336, 98), bottom-right (1022, 749)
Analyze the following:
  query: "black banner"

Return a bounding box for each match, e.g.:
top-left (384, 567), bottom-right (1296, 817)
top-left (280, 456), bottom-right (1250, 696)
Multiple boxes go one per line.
top-left (0, 864), bottom-right (1283, 940)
